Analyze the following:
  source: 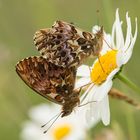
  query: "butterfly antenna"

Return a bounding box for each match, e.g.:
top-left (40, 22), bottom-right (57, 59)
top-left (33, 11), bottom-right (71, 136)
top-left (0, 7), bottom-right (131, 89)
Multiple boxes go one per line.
top-left (93, 10), bottom-right (114, 51)
top-left (96, 9), bottom-right (114, 51)
top-left (76, 81), bottom-right (92, 92)
top-left (79, 100), bottom-right (96, 107)
top-left (41, 112), bottom-right (61, 128)
top-left (91, 9), bottom-right (100, 36)
top-left (75, 65), bottom-right (92, 92)
top-left (93, 28), bottom-right (114, 51)
top-left (96, 9), bottom-right (100, 29)
top-left (103, 38), bottom-right (114, 50)
top-left (80, 83), bottom-right (95, 103)
top-left (80, 75), bottom-right (100, 103)
top-left (98, 55), bottom-right (105, 73)
top-left (88, 65), bottom-right (91, 73)
top-left (43, 112), bottom-right (62, 134)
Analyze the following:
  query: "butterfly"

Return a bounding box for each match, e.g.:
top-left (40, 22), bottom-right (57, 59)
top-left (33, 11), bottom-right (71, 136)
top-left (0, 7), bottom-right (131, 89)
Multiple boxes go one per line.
top-left (34, 20), bottom-right (103, 68)
top-left (16, 21), bottom-right (103, 132)
top-left (16, 56), bottom-right (81, 117)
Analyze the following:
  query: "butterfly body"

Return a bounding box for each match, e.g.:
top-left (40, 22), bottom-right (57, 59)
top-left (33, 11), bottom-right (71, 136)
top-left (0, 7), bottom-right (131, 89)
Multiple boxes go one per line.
top-left (34, 21), bottom-right (103, 68)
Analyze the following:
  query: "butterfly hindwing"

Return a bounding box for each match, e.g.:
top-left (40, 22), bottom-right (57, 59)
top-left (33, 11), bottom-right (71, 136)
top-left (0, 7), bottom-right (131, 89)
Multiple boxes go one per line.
top-left (16, 56), bottom-right (76, 105)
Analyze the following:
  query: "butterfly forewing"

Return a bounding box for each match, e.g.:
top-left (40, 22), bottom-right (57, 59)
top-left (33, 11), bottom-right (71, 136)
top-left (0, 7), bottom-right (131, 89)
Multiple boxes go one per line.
top-left (16, 56), bottom-right (76, 105)
top-left (34, 21), bottom-right (103, 68)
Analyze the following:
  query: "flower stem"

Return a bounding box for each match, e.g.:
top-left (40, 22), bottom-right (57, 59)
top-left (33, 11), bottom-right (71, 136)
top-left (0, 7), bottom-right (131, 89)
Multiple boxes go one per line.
top-left (117, 73), bottom-right (140, 94)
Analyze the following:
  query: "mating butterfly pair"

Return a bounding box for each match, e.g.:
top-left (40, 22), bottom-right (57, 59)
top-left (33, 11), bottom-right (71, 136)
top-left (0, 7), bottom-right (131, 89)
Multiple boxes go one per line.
top-left (16, 21), bottom-right (104, 118)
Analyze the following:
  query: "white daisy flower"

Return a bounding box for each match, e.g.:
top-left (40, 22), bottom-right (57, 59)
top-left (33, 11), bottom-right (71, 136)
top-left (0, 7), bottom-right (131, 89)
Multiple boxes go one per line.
top-left (76, 9), bottom-right (137, 126)
top-left (20, 104), bottom-right (88, 140)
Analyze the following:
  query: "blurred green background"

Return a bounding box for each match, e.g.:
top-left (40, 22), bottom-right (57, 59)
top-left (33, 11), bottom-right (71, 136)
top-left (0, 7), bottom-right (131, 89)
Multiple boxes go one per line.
top-left (0, 0), bottom-right (140, 139)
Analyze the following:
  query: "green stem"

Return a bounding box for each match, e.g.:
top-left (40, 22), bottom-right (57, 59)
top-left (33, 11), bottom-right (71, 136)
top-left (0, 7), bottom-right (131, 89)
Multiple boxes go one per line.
top-left (117, 73), bottom-right (140, 94)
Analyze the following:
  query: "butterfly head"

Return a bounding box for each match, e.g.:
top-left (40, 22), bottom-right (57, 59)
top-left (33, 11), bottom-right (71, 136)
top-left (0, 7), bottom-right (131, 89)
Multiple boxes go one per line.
top-left (92, 26), bottom-right (104, 56)
top-left (61, 89), bottom-right (80, 117)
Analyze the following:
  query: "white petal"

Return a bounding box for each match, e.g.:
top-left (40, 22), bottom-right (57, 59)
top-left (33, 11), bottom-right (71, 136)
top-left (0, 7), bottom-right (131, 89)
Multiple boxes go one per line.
top-left (20, 122), bottom-right (52, 140)
top-left (77, 65), bottom-right (90, 77)
top-left (122, 18), bottom-right (138, 64)
top-left (123, 12), bottom-right (131, 51)
top-left (92, 25), bottom-right (101, 34)
top-left (84, 85), bottom-right (97, 100)
top-left (80, 83), bottom-right (95, 103)
top-left (116, 50), bottom-right (124, 67)
top-left (115, 9), bottom-right (124, 49)
top-left (100, 96), bottom-right (110, 125)
top-left (85, 109), bottom-right (92, 123)
top-left (29, 104), bottom-right (60, 124)
top-left (89, 80), bottom-right (112, 101)
top-left (75, 77), bottom-right (91, 89)
top-left (90, 101), bottom-right (100, 120)
top-left (107, 68), bottom-right (120, 81)
top-left (85, 109), bottom-right (100, 127)
top-left (111, 19), bottom-right (116, 49)
top-left (86, 96), bottom-right (110, 126)
top-left (101, 33), bottom-right (112, 55)
top-left (84, 100), bottom-right (101, 125)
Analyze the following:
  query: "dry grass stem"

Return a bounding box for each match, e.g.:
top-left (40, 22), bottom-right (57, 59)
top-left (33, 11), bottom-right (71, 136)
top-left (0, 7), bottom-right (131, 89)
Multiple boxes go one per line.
top-left (109, 88), bottom-right (140, 109)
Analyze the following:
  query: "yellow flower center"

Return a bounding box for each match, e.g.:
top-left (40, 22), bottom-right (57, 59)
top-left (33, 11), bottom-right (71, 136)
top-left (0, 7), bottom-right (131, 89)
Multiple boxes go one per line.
top-left (53, 124), bottom-right (72, 140)
top-left (90, 50), bottom-right (118, 85)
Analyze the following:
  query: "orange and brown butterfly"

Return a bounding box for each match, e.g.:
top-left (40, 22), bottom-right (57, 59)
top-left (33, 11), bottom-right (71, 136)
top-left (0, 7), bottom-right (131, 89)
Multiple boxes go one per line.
top-left (34, 20), bottom-right (104, 68)
top-left (16, 56), bottom-right (81, 117)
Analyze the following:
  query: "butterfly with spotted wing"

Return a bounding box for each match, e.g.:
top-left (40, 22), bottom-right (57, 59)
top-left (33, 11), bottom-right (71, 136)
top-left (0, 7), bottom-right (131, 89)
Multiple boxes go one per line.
top-left (34, 20), bottom-right (104, 68)
top-left (16, 56), bottom-right (80, 117)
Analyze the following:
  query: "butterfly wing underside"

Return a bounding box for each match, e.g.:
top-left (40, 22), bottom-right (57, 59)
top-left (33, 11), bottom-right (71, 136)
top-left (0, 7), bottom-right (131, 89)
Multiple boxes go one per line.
top-left (16, 56), bottom-right (76, 105)
top-left (33, 21), bottom-right (100, 68)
